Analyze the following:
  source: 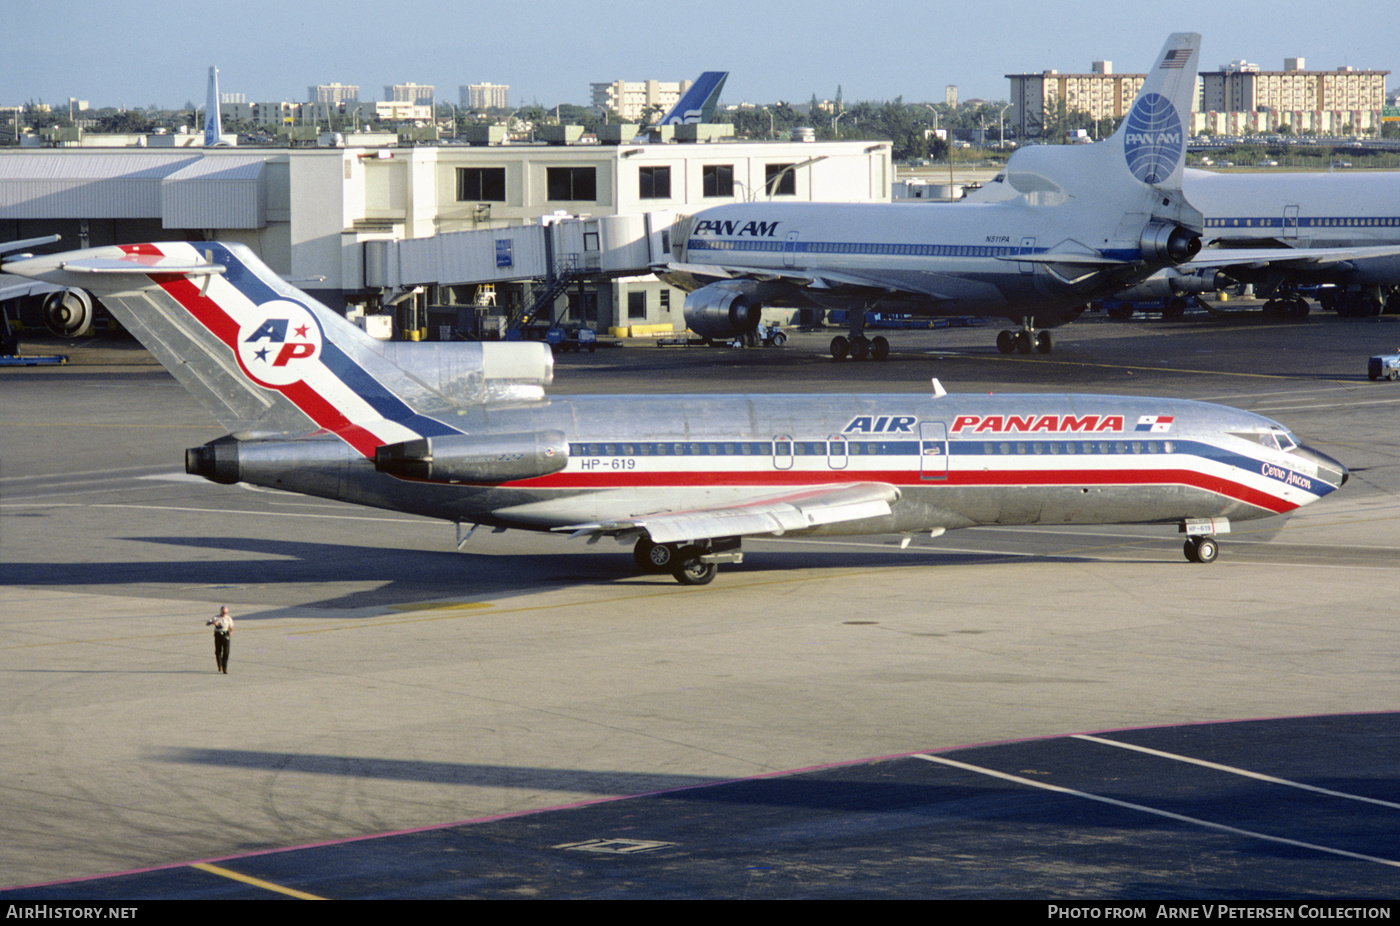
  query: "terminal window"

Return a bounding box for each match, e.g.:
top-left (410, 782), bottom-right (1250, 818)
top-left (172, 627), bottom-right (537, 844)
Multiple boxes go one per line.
top-left (456, 167), bottom-right (506, 202)
top-left (703, 164), bottom-right (734, 197)
top-left (547, 167), bottom-right (597, 201)
top-left (639, 166), bottom-right (671, 199)
top-left (765, 163), bottom-right (797, 196)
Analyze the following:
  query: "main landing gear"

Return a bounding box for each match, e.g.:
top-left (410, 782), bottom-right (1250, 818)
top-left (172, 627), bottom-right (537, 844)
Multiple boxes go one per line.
top-left (996, 326), bottom-right (1053, 355)
top-left (830, 309), bottom-right (890, 361)
top-left (830, 334), bottom-right (890, 362)
top-left (1182, 535), bottom-right (1219, 564)
top-left (634, 536), bottom-right (742, 585)
top-left (1261, 296), bottom-right (1310, 320)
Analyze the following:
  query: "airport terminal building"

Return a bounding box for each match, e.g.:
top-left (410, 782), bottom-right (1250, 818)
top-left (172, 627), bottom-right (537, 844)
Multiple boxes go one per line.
top-left (0, 137), bottom-right (891, 335)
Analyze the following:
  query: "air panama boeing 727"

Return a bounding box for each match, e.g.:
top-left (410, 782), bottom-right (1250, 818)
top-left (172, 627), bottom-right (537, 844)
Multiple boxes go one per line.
top-left (660, 34), bottom-right (1204, 358)
top-left (6, 240), bottom-right (1346, 585)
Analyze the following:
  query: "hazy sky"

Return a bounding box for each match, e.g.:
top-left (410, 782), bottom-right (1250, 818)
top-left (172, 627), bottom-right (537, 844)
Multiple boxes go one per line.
top-left (7, 0), bottom-right (1397, 110)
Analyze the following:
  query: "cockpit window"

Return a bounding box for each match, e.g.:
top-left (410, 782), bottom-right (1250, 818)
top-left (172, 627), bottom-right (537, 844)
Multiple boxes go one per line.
top-left (1230, 428), bottom-right (1298, 452)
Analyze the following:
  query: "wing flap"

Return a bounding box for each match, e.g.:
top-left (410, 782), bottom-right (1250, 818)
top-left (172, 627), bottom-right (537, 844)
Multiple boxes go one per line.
top-left (556, 482), bottom-right (900, 544)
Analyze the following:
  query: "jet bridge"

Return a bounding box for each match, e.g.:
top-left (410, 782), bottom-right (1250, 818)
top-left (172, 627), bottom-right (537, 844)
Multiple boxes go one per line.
top-left (363, 211), bottom-right (676, 304)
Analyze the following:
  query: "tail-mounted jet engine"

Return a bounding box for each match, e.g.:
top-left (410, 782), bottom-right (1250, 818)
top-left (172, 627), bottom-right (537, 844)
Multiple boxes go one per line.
top-left (1139, 221), bottom-right (1200, 265)
top-left (188, 431), bottom-right (570, 487)
top-left (374, 431), bottom-right (569, 484)
top-left (42, 288), bottom-right (96, 337)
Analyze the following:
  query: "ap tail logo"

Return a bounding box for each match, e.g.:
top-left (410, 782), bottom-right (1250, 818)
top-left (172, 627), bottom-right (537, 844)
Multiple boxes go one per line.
top-left (236, 299), bottom-right (324, 388)
top-left (1122, 92), bottom-right (1183, 184)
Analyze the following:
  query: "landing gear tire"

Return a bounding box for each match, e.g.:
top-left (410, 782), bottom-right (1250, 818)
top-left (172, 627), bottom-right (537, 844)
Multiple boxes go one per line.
top-left (870, 336), bottom-right (889, 361)
top-left (1184, 536), bottom-right (1219, 564)
top-left (830, 335), bottom-right (849, 361)
top-left (850, 336), bottom-right (870, 361)
top-left (1015, 330), bottom-right (1033, 354)
top-left (672, 546), bottom-right (717, 585)
top-left (1035, 330), bottom-right (1053, 354)
top-left (1163, 297), bottom-right (1187, 320)
top-left (996, 330), bottom-right (1014, 354)
top-left (634, 538), bottom-right (675, 573)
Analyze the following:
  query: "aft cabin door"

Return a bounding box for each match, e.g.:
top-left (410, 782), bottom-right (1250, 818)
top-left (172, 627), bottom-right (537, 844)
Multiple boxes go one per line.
top-left (1283, 205), bottom-right (1299, 239)
top-left (783, 232), bottom-right (799, 268)
top-left (1018, 237), bottom-right (1036, 274)
top-left (919, 422), bottom-right (948, 481)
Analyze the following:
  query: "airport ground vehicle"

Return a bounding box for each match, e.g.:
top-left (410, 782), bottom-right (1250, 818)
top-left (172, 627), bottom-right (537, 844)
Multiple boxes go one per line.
top-left (1368, 352), bottom-right (1400, 381)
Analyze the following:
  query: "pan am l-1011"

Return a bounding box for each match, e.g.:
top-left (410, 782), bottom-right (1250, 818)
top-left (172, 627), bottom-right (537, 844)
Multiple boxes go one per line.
top-left (660, 33), bottom-right (1205, 358)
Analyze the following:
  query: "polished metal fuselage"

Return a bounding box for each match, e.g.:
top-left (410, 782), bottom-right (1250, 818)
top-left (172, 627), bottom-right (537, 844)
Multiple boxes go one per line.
top-left (222, 391), bottom-right (1345, 540)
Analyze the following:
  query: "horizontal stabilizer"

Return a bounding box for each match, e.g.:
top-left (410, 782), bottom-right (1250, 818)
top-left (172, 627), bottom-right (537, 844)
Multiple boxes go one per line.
top-left (57, 258), bottom-right (226, 276)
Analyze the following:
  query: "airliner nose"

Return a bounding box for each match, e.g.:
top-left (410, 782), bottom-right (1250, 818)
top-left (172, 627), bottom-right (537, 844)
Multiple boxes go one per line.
top-left (1299, 445), bottom-right (1348, 489)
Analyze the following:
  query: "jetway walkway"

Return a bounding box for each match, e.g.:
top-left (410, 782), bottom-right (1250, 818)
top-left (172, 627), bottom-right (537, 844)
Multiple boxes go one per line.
top-left (363, 211), bottom-right (678, 302)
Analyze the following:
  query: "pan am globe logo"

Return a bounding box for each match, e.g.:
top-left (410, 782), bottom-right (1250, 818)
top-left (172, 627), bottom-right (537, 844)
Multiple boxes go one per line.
top-left (1122, 92), bottom-right (1183, 184)
top-left (236, 299), bottom-right (324, 388)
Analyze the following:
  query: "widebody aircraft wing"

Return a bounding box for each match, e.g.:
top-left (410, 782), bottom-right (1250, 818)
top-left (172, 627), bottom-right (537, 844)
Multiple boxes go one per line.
top-left (661, 261), bottom-right (959, 301)
top-left (556, 482), bottom-right (901, 544)
top-left (1185, 242), bottom-right (1400, 272)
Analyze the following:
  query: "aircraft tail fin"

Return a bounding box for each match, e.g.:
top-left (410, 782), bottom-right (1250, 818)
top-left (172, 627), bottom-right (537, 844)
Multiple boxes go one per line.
top-left (1005, 34), bottom-right (1199, 202)
top-left (1103, 33), bottom-right (1200, 192)
top-left (203, 67), bottom-right (234, 147)
top-left (3, 243), bottom-right (553, 457)
top-left (1002, 33), bottom-right (1202, 259)
top-left (654, 71), bottom-right (728, 126)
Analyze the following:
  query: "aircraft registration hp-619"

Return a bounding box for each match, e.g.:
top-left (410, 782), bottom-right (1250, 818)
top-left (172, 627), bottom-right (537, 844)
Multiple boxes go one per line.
top-left (7, 240), bottom-right (1347, 585)
top-left (660, 33), bottom-right (1205, 359)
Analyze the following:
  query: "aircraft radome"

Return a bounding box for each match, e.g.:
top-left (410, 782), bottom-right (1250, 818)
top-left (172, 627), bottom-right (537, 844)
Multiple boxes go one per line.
top-left (5, 240), bottom-right (1347, 585)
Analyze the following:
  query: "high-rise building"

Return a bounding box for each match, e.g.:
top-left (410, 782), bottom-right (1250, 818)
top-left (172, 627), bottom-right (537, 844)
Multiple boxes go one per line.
top-left (462, 84), bottom-right (510, 110)
top-left (386, 84), bottom-right (434, 107)
top-left (590, 79), bottom-right (693, 123)
top-left (310, 84), bottom-right (359, 104)
top-left (1008, 54), bottom-right (1389, 138)
top-left (1005, 66), bottom-right (1144, 138)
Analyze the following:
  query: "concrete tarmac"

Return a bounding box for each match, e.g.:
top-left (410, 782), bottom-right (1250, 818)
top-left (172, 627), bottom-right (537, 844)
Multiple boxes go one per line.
top-left (2, 307), bottom-right (1398, 896)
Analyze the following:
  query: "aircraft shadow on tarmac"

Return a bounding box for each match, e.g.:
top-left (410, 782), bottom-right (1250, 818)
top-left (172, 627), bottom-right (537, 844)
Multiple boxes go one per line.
top-left (158, 711), bottom-right (1400, 828)
top-left (4, 535), bottom-right (1100, 610)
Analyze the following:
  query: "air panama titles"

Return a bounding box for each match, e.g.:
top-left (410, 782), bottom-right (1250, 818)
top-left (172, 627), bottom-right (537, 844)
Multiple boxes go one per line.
top-left (843, 414), bottom-right (1135, 435)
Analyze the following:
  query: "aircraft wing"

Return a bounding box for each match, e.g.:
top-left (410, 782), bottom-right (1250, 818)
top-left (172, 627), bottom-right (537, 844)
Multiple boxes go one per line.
top-left (555, 482), bottom-right (900, 544)
top-left (661, 262), bottom-right (960, 302)
top-left (1186, 243), bottom-right (1400, 272)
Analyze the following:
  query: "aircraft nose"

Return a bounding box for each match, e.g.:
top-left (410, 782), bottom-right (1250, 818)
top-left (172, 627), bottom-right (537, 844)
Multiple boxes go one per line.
top-left (1299, 445), bottom-right (1348, 489)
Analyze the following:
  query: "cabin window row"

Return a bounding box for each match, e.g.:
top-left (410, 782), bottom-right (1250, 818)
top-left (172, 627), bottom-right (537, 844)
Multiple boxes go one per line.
top-left (976, 440), bottom-right (1174, 455)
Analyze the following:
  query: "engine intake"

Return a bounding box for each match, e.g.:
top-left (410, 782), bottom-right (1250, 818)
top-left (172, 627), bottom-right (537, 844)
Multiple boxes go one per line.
top-left (42, 288), bottom-right (95, 337)
top-left (683, 281), bottom-right (763, 340)
top-left (1139, 221), bottom-right (1200, 265)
